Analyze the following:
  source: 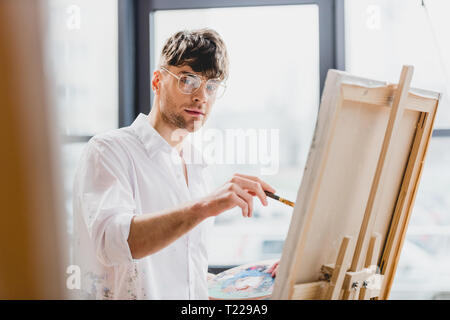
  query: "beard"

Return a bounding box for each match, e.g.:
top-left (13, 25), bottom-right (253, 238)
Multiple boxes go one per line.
top-left (160, 105), bottom-right (187, 129)
top-left (160, 92), bottom-right (206, 132)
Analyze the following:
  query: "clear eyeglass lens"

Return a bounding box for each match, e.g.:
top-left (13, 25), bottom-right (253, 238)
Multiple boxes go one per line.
top-left (178, 75), bottom-right (225, 98)
top-left (212, 82), bottom-right (225, 98)
top-left (179, 75), bottom-right (200, 93)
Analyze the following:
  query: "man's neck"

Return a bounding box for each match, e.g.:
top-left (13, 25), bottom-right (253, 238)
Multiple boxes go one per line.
top-left (147, 107), bottom-right (188, 155)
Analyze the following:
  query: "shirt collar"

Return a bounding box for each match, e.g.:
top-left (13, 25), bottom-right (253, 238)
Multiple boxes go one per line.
top-left (131, 113), bottom-right (172, 158)
top-left (131, 113), bottom-right (208, 168)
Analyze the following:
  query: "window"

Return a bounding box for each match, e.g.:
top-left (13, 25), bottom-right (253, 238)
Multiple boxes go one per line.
top-left (346, 0), bottom-right (450, 128)
top-left (152, 5), bottom-right (320, 266)
top-left (346, 0), bottom-right (450, 299)
top-left (41, 0), bottom-right (119, 261)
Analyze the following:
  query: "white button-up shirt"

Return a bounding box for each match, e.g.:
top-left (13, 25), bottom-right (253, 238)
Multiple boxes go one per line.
top-left (72, 113), bottom-right (215, 300)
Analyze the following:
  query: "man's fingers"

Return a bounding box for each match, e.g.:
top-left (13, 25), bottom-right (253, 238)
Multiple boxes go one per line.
top-left (221, 173), bottom-right (277, 218)
top-left (233, 173), bottom-right (276, 194)
top-left (267, 261), bottom-right (279, 270)
top-left (230, 192), bottom-right (249, 217)
top-left (267, 261), bottom-right (279, 278)
top-left (236, 185), bottom-right (254, 218)
top-left (230, 184), bottom-right (254, 217)
top-left (231, 175), bottom-right (268, 206)
top-left (271, 265), bottom-right (278, 278)
top-left (267, 261), bottom-right (279, 273)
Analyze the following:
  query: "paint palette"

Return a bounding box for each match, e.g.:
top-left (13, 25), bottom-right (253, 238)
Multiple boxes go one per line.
top-left (208, 259), bottom-right (278, 300)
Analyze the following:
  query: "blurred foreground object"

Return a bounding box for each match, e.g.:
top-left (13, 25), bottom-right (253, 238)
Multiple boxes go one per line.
top-left (0, 0), bottom-right (66, 299)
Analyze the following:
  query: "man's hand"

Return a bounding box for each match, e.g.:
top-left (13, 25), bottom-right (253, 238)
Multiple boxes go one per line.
top-left (200, 173), bottom-right (276, 218)
top-left (267, 260), bottom-right (279, 278)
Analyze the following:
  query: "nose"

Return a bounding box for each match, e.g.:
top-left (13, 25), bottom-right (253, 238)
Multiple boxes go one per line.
top-left (192, 82), bottom-right (209, 104)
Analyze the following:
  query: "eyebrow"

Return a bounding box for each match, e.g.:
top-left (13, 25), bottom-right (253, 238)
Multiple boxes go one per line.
top-left (180, 70), bottom-right (222, 81)
top-left (179, 70), bottom-right (197, 76)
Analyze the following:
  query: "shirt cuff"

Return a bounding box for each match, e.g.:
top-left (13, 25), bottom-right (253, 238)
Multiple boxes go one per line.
top-left (103, 212), bottom-right (137, 266)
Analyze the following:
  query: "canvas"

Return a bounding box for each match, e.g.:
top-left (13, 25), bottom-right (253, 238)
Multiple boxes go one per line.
top-left (271, 66), bottom-right (440, 300)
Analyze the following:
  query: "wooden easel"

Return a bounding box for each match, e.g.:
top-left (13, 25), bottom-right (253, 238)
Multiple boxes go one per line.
top-left (321, 66), bottom-right (414, 300)
top-left (316, 233), bottom-right (382, 300)
top-left (272, 65), bottom-right (440, 300)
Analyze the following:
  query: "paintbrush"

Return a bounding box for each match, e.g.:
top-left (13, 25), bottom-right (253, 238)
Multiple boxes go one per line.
top-left (264, 191), bottom-right (295, 207)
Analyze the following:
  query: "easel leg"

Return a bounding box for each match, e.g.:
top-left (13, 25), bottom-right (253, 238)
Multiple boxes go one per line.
top-left (342, 290), bottom-right (355, 300)
top-left (347, 66), bottom-right (414, 278)
top-left (324, 236), bottom-right (353, 300)
top-left (359, 233), bottom-right (382, 300)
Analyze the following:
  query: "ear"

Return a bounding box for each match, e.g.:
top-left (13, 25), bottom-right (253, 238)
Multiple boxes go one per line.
top-left (151, 70), bottom-right (161, 95)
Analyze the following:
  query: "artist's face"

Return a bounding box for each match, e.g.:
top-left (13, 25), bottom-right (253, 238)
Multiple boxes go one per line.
top-left (152, 65), bottom-right (216, 132)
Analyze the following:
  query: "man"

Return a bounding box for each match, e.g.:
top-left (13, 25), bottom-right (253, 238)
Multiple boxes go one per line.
top-left (73, 28), bottom-right (278, 300)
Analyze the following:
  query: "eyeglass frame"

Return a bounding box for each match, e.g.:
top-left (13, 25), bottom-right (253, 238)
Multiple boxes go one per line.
top-left (160, 66), bottom-right (227, 98)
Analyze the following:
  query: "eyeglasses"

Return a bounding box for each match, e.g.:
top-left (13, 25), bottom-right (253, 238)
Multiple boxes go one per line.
top-left (161, 67), bottom-right (226, 99)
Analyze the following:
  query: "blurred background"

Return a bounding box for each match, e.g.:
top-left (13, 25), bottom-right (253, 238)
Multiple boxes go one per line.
top-left (36, 0), bottom-right (450, 299)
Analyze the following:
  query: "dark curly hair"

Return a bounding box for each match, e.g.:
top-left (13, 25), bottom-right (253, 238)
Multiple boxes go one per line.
top-left (158, 28), bottom-right (229, 81)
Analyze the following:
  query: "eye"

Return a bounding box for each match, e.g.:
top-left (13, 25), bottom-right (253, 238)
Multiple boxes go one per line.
top-left (206, 81), bottom-right (220, 92)
top-left (180, 75), bottom-right (194, 85)
top-left (180, 75), bottom-right (200, 89)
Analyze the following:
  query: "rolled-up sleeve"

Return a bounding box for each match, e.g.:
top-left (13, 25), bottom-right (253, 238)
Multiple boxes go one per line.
top-left (75, 137), bottom-right (137, 267)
